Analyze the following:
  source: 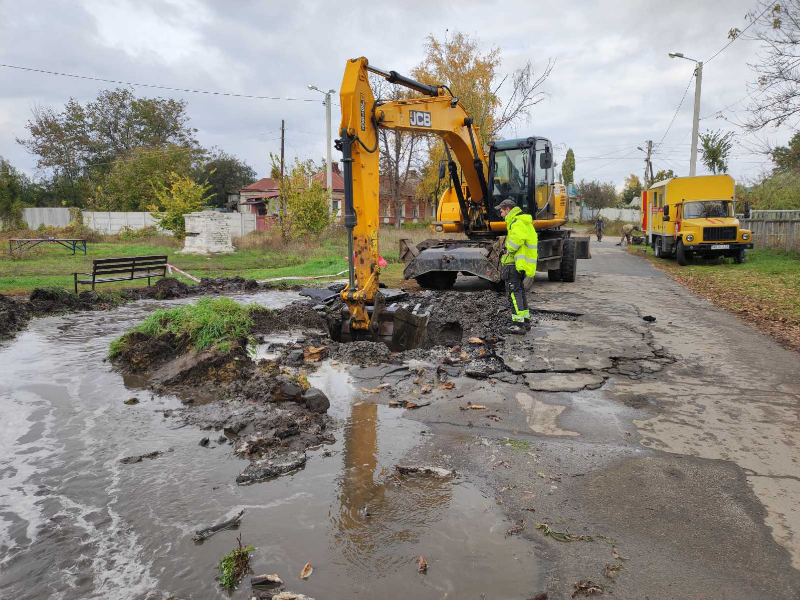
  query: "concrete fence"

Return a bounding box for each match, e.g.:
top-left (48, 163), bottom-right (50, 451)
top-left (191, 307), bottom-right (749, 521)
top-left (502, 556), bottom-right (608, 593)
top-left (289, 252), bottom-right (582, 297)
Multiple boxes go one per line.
top-left (740, 219), bottom-right (800, 253)
top-left (4, 207), bottom-right (258, 238)
top-left (581, 207), bottom-right (641, 222)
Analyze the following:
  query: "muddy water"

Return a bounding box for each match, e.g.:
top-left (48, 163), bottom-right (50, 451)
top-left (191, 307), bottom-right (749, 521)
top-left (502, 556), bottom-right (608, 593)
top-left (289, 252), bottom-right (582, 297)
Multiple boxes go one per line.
top-left (0, 294), bottom-right (538, 599)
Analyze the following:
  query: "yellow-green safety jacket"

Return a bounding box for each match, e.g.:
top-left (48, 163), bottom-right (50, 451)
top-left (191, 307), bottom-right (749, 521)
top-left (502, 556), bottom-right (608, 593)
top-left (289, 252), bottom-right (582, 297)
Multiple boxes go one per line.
top-left (500, 206), bottom-right (538, 276)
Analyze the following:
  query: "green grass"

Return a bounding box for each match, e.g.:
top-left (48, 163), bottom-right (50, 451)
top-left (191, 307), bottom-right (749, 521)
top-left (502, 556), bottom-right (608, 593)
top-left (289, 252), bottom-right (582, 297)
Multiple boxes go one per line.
top-left (108, 297), bottom-right (259, 359)
top-left (506, 438), bottom-right (531, 451)
top-left (216, 538), bottom-right (255, 591)
top-left (0, 227), bottom-right (459, 295)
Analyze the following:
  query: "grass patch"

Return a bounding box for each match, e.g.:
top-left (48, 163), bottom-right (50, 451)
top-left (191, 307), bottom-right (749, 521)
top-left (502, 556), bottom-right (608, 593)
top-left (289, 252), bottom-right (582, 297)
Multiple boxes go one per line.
top-left (216, 535), bottom-right (254, 591)
top-left (108, 297), bottom-right (258, 359)
top-left (630, 244), bottom-right (800, 350)
top-left (506, 438), bottom-right (531, 451)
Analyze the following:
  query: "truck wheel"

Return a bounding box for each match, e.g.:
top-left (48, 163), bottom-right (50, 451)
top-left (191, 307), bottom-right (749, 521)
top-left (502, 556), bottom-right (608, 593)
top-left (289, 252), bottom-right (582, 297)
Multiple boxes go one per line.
top-left (676, 240), bottom-right (691, 266)
top-left (416, 272), bottom-right (457, 290)
top-left (654, 237), bottom-right (663, 258)
top-left (734, 249), bottom-right (747, 264)
top-left (548, 269), bottom-right (562, 282)
top-left (560, 239), bottom-right (578, 282)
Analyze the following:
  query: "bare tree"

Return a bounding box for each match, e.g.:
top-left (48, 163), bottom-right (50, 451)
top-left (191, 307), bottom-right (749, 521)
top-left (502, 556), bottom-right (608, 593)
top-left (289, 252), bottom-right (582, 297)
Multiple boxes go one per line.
top-left (731, 1), bottom-right (800, 131)
top-left (490, 58), bottom-right (555, 138)
top-left (371, 76), bottom-right (427, 228)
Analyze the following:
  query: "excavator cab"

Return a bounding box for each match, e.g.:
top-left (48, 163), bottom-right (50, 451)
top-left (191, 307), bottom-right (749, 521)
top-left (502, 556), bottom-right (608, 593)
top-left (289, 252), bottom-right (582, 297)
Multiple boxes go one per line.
top-left (488, 138), bottom-right (555, 224)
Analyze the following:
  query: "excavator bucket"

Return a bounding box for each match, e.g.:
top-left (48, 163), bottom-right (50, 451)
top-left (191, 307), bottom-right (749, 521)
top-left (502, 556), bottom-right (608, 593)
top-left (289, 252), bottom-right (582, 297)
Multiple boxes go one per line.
top-left (339, 300), bottom-right (430, 352)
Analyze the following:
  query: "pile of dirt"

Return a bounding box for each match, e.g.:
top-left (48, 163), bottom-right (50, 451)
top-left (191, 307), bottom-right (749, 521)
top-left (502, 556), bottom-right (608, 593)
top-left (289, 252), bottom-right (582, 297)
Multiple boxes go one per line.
top-left (0, 294), bottom-right (31, 340)
top-left (196, 276), bottom-right (260, 294)
top-left (252, 302), bottom-right (331, 336)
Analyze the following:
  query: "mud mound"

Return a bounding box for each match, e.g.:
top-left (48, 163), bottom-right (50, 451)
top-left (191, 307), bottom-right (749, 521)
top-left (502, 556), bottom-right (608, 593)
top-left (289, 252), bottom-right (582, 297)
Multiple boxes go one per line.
top-left (28, 287), bottom-right (84, 313)
top-left (197, 276), bottom-right (259, 294)
top-left (112, 331), bottom-right (184, 373)
top-left (252, 302), bottom-right (330, 335)
top-left (136, 277), bottom-right (190, 300)
top-left (0, 294), bottom-right (31, 340)
top-left (422, 290), bottom-right (508, 344)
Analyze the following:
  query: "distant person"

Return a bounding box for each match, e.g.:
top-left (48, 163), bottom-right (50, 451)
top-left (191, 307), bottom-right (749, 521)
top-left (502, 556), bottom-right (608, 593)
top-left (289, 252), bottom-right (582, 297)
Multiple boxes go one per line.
top-left (595, 216), bottom-right (605, 241)
top-left (616, 223), bottom-right (640, 246)
top-left (496, 199), bottom-right (538, 335)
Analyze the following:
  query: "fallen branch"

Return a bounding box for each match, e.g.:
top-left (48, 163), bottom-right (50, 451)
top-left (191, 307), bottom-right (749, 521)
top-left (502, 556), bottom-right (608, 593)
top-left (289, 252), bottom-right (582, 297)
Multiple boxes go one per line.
top-left (193, 509), bottom-right (245, 542)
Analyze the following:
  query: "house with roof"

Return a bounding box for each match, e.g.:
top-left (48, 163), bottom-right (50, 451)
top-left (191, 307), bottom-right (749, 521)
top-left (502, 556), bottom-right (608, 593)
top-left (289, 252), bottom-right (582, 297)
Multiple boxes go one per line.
top-left (238, 178), bottom-right (280, 215)
top-left (379, 170), bottom-right (436, 224)
top-left (311, 163), bottom-right (345, 217)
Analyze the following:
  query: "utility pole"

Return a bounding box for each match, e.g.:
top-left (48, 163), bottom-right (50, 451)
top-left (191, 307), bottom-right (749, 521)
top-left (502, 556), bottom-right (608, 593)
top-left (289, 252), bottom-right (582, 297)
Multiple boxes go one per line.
top-left (643, 140), bottom-right (653, 186)
top-left (280, 119), bottom-right (285, 179)
top-left (308, 85), bottom-right (337, 215)
top-left (689, 61), bottom-right (703, 177)
top-left (325, 92), bottom-right (333, 214)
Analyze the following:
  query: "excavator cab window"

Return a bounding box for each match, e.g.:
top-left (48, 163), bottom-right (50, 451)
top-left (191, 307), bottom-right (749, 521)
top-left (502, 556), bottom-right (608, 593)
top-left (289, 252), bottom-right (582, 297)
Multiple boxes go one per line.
top-left (534, 139), bottom-right (554, 218)
top-left (489, 145), bottom-right (533, 218)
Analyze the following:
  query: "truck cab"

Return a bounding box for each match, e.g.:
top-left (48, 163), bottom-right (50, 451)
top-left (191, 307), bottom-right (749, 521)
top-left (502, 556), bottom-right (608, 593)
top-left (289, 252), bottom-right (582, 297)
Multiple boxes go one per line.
top-left (643, 174), bottom-right (753, 266)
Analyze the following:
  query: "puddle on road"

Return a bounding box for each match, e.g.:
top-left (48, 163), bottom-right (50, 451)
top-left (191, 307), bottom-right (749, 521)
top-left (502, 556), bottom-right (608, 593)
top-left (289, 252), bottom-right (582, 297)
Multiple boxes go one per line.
top-left (0, 298), bottom-right (539, 599)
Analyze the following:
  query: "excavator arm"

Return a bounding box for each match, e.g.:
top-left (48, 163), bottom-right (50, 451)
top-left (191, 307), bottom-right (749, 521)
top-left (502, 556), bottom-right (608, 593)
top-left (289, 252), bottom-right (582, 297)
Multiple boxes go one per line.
top-left (337, 56), bottom-right (490, 334)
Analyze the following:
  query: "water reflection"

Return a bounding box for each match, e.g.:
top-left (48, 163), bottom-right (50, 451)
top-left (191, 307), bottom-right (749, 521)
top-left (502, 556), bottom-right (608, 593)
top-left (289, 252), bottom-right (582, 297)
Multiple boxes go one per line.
top-left (333, 400), bottom-right (452, 581)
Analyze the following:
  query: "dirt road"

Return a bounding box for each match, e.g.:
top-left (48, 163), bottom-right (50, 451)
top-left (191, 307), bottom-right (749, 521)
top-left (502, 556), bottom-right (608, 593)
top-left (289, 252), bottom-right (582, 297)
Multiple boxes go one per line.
top-left (363, 238), bottom-right (800, 598)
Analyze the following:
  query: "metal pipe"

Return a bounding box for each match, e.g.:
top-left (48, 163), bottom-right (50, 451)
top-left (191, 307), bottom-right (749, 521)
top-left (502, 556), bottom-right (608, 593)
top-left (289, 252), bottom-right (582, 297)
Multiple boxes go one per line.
top-left (340, 135), bottom-right (357, 290)
top-left (366, 64), bottom-right (440, 97)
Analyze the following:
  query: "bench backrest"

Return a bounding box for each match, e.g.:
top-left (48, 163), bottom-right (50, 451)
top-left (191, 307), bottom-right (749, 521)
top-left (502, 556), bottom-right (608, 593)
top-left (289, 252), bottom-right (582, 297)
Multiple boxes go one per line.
top-left (92, 255), bottom-right (168, 277)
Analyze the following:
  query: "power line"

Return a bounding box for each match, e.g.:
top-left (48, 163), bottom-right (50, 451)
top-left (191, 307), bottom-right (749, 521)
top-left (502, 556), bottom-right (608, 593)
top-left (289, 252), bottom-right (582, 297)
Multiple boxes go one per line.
top-left (655, 72), bottom-right (695, 151)
top-left (0, 63), bottom-right (319, 103)
top-left (705, 1), bottom-right (778, 64)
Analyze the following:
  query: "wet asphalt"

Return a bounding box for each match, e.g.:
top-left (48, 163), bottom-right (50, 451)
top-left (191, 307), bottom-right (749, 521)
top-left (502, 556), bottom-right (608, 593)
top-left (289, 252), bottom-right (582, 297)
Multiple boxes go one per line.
top-left (371, 237), bottom-right (800, 599)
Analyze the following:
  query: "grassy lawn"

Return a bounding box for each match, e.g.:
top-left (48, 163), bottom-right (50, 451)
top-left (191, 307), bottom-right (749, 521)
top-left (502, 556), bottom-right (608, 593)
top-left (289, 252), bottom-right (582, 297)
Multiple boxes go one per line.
top-left (629, 243), bottom-right (800, 350)
top-left (0, 227), bottom-right (456, 295)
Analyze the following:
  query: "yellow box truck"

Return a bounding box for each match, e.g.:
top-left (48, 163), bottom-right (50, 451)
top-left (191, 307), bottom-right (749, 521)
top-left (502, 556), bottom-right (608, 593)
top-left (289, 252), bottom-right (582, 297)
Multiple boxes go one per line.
top-left (642, 174), bottom-right (753, 266)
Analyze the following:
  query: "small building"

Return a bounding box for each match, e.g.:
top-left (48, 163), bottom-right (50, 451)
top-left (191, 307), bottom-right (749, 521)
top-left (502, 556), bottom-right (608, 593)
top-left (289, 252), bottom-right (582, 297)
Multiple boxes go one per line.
top-left (566, 183), bottom-right (580, 221)
top-left (311, 163), bottom-right (345, 217)
top-left (239, 178), bottom-right (280, 215)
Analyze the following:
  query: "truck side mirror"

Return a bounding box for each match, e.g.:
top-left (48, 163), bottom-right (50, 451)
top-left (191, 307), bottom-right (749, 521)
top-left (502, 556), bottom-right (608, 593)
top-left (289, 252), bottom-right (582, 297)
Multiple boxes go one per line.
top-left (438, 161), bottom-right (446, 179)
top-left (540, 151), bottom-right (553, 169)
top-left (663, 205), bottom-right (670, 221)
top-left (744, 201), bottom-right (751, 219)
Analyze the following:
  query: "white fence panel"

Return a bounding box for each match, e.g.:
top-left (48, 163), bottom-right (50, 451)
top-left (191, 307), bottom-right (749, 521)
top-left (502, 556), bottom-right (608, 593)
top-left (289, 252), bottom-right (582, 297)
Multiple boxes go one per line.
top-left (581, 207), bottom-right (641, 222)
top-left (21, 207), bottom-right (71, 229)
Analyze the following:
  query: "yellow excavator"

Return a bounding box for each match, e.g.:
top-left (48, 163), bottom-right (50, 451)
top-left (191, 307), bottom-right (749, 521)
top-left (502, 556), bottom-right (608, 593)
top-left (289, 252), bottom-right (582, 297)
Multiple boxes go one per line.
top-left (336, 57), bottom-right (590, 348)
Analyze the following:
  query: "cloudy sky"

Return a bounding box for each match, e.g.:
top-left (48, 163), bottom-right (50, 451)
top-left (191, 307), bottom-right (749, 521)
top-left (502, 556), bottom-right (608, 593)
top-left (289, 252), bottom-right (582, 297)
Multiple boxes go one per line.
top-left (0, 0), bottom-right (790, 189)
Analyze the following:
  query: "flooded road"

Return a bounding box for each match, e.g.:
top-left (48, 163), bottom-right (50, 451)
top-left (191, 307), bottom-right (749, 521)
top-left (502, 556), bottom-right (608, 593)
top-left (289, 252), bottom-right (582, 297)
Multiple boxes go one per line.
top-left (0, 293), bottom-right (538, 599)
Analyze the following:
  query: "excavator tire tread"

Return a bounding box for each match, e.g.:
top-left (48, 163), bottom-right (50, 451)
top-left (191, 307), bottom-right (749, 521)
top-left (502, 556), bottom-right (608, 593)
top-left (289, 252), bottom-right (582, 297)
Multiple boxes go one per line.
top-left (560, 239), bottom-right (578, 282)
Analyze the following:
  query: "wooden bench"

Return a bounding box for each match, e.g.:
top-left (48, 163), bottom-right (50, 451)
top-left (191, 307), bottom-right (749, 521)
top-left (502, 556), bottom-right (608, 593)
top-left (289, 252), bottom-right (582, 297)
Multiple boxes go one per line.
top-left (73, 255), bottom-right (168, 292)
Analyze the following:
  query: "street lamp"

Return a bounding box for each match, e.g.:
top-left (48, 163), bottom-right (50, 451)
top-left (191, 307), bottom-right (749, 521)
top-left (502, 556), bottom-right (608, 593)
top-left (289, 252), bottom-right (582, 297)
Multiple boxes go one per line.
top-left (669, 52), bottom-right (703, 177)
top-left (308, 84), bottom-right (337, 215)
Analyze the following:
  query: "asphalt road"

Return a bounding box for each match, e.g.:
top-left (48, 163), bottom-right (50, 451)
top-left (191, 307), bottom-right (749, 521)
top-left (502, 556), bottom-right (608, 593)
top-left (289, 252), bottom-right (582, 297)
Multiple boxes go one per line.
top-left (367, 238), bottom-right (800, 598)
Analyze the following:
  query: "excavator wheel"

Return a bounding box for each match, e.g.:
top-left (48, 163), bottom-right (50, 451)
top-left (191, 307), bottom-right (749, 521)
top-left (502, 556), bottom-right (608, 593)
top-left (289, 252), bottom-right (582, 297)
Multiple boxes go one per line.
top-left (559, 239), bottom-right (578, 282)
top-left (415, 272), bottom-right (457, 290)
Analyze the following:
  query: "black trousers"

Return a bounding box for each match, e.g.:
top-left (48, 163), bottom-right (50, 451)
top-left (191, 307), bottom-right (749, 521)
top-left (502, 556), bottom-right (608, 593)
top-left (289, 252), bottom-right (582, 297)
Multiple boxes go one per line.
top-left (502, 265), bottom-right (529, 321)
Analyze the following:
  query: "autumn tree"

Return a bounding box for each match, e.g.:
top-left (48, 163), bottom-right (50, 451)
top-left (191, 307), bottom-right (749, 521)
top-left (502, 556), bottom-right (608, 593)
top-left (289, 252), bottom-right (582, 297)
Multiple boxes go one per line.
top-left (578, 179), bottom-right (617, 214)
top-left (270, 157), bottom-right (329, 240)
top-left (195, 149), bottom-right (257, 208)
top-left (620, 174), bottom-right (643, 205)
top-left (411, 30), bottom-right (554, 204)
top-left (149, 172), bottom-right (214, 238)
top-left (561, 148), bottom-right (576, 185)
top-left (699, 130), bottom-right (734, 174)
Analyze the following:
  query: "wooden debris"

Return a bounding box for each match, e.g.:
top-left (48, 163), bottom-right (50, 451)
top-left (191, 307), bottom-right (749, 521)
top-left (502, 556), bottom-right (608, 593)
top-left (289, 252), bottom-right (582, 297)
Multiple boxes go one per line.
top-left (193, 509), bottom-right (245, 542)
top-left (300, 562), bottom-right (313, 580)
top-left (251, 573), bottom-right (283, 586)
top-left (417, 556), bottom-right (428, 573)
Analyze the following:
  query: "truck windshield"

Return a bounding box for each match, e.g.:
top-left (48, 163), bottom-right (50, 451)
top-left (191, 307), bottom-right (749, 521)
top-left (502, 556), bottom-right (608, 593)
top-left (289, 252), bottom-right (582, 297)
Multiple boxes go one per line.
top-left (491, 147), bottom-right (531, 213)
top-left (683, 200), bottom-right (730, 219)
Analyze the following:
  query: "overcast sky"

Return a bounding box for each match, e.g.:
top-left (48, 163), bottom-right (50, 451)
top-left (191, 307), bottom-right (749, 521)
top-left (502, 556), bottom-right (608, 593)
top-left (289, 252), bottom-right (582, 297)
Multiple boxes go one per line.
top-left (0, 0), bottom-right (790, 190)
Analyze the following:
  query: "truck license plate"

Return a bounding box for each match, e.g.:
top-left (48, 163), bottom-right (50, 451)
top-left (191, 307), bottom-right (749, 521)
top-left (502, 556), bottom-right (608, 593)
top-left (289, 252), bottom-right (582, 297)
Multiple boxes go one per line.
top-left (711, 244), bottom-right (730, 250)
